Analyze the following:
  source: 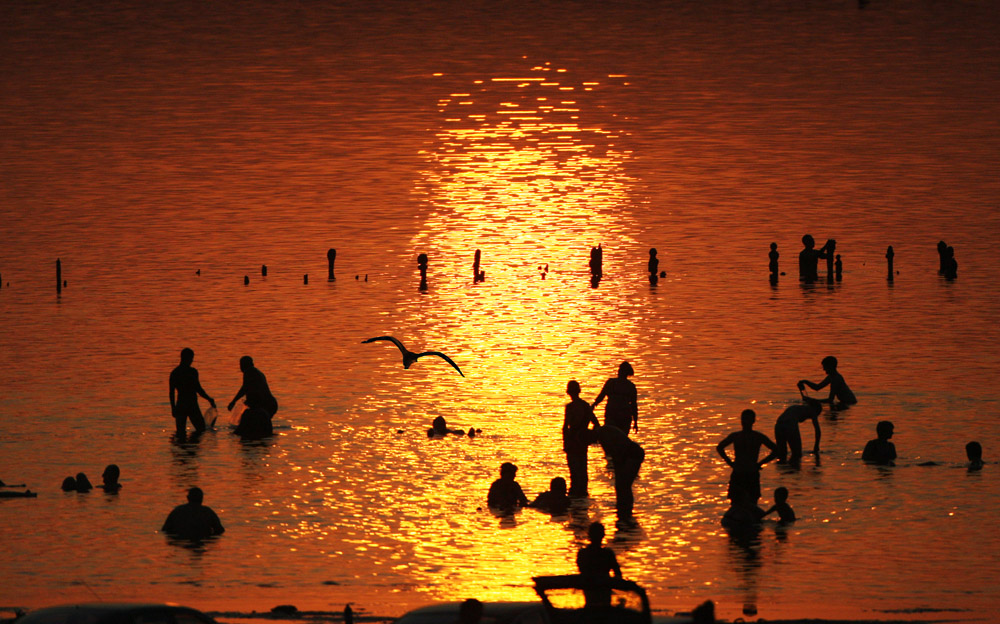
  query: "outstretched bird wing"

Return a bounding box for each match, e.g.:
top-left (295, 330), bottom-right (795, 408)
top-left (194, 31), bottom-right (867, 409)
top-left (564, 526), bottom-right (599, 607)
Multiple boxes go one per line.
top-left (416, 351), bottom-right (465, 377)
top-left (361, 335), bottom-right (407, 354)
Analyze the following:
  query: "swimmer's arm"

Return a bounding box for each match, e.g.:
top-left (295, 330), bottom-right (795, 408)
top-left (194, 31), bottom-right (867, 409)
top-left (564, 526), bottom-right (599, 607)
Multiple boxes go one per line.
top-left (761, 505), bottom-right (777, 518)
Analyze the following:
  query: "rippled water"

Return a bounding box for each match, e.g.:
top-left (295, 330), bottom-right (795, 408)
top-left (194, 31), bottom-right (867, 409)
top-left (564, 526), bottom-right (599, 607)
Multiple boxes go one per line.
top-left (2, 1), bottom-right (999, 621)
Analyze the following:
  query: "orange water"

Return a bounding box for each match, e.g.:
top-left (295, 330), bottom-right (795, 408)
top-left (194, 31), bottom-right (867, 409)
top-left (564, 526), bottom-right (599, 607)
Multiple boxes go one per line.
top-left (2, 1), bottom-right (999, 621)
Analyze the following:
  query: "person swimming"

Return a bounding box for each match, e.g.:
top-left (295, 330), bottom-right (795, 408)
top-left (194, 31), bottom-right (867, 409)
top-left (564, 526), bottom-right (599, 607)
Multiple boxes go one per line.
top-left (528, 477), bottom-right (570, 515)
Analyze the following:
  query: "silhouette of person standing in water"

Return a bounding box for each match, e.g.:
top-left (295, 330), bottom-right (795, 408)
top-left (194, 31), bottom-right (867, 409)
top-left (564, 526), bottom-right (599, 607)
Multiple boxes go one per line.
top-left (798, 235), bottom-right (829, 283)
top-left (798, 355), bottom-right (856, 409)
top-left (717, 409), bottom-right (778, 508)
top-left (228, 356), bottom-right (278, 417)
top-left (966, 441), bottom-right (984, 471)
top-left (648, 248), bottom-right (659, 284)
top-left (862, 421), bottom-right (896, 465)
top-left (593, 361), bottom-right (638, 435)
top-left (598, 425), bottom-right (645, 527)
top-left (773, 399), bottom-right (822, 466)
top-left (487, 462), bottom-right (528, 512)
top-left (169, 348), bottom-right (216, 437)
top-left (768, 243), bottom-right (779, 277)
top-left (563, 380), bottom-right (600, 497)
top-left (577, 521), bottom-right (621, 581)
top-left (161, 487), bottom-right (225, 540)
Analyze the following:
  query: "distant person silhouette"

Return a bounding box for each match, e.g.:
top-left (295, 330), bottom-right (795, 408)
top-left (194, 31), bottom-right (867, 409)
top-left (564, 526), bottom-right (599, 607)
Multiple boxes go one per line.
top-left (762, 486), bottom-right (795, 524)
top-left (228, 356), bottom-right (278, 439)
top-left (886, 246), bottom-right (895, 281)
top-left (937, 240), bottom-right (948, 274)
top-left (418, 253), bottom-right (429, 289)
top-left (74, 472), bottom-right (93, 492)
top-left (835, 254), bottom-right (842, 281)
top-left (429, 415), bottom-right (465, 437)
top-left (768, 243), bottom-right (779, 276)
top-left (966, 441), bottom-right (984, 471)
top-left (773, 400), bottom-right (822, 466)
top-left (563, 380), bottom-right (600, 497)
top-left (717, 410), bottom-right (778, 507)
top-left (99, 464), bottom-right (121, 493)
top-left (529, 477), bottom-right (570, 515)
top-left (798, 235), bottom-right (829, 283)
top-left (161, 487), bottom-right (225, 540)
top-left (824, 239), bottom-right (837, 282)
top-left (61, 476), bottom-right (77, 492)
top-left (169, 348), bottom-right (216, 437)
top-left (593, 361), bottom-right (638, 435)
top-left (942, 246), bottom-right (958, 280)
top-left (862, 421), bottom-right (897, 465)
top-left (589, 244), bottom-right (603, 278)
top-left (798, 356), bottom-right (856, 409)
top-left (487, 462), bottom-right (528, 512)
top-left (648, 248), bottom-right (659, 284)
top-left (597, 425), bottom-right (645, 527)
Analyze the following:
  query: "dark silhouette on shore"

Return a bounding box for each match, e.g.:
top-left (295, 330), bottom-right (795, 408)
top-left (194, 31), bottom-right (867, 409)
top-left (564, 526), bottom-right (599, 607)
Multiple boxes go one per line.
top-left (798, 356), bottom-right (856, 409)
top-left (762, 487), bottom-right (795, 524)
top-left (327, 248), bottom-right (336, 280)
top-left (593, 361), bottom-right (638, 435)
top-left (862, 421), bottom-right (897, 465)
top-left (162, 487), bottom-right (225, 541)
top-left (473, 249), bottom-right (485, 283)
top-left (598, 425), bottom-right (644, 527)
top-left (169, 348), bottom-right (216, 437)
top-left (648, 248), bottom-right (659, 284)
top-left (966, 441), bottom-right (984, 471)
top-left (417, 253), bottom-right (429, 290)
top-left (798, 235), bottom-right (829, 283)
top-left (563, 380), bottom-right (600, 497)
top-left (774, 400), bottom-right (822, 466)
top-left (487, 462), bottom-right (528, 512)
top-left (886, 246), bottom-right (895, 281)
top-left (362, 335), bottom-right (464, 376)
top-left (528, 476), bottom-right (570, 514)
top-left (99, 464), bottom-right (122, 493)
top-left (228, 356), bottom-right (278, 439)
top-left (717, 409), bottom-right (777, 510)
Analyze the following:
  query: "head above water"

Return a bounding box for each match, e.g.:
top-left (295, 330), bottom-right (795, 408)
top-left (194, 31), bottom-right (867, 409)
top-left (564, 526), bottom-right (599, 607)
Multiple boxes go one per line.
top-left (239, 355), bottom-right (254, 371)
top-left (774, 486), bottom-right (789, 502)
top-left (102, 464), bottom-right (120, 484)
top-left (821, 356), bottom-right (838, 372)
top-left (966, 441), bottom-right (982, 462)
top-left (588, 521), bottom-right (606, 543)
top-left (740, 409), bottom-right (756, 428)
top-left (550, 476), bottom-right (567, 496)
top-left (180, 348), bottom-right (194, 365)
top-left (876, 420), bottom-right (894, 440)
top-left (500, 462), bottom-right (517, 479)
top-left (618, 361), bottom-right (634, 378)
top-left (187, 487), bottom-right (204, 505)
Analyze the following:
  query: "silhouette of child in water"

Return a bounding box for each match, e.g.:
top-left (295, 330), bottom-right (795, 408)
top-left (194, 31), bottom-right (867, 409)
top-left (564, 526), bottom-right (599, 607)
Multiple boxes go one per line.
top-left (798, 356), bottom-right (856, 409)
top-left (862, 421), bottom-right (897, 465)
top-left (763, 486), bottom-right (796, 523)
top-left (529, 477), bottom-right (570, 515)
top-left (487, 462), bottom-right (528, 512)
top-left (768, 242), bottom-right (779, 276)
top-left (966, 441), bottom-right (984, 471)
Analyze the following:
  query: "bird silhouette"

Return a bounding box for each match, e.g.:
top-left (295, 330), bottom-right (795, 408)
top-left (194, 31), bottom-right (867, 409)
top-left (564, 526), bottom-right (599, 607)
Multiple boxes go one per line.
top-left (362, 336), bottom-right (465, 377)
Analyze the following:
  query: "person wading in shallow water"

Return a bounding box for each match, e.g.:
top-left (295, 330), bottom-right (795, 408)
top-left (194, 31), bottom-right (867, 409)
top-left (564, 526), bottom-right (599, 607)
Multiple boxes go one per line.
top-left (161, 487), bottom-right (225, 541)
top-left (593, 361), bottom-right (638, 435)
top-left (563, 380), bottom-right (600, 497)
top-left (717, 409), bottom-right (778, 509)
top-left (169, 348), bottom-right (215, 437)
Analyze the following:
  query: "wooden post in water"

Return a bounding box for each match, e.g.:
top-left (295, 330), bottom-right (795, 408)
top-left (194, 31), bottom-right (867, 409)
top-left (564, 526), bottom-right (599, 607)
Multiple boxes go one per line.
top-left (56, 258), bottom-right (62, 294)
top-left (303, 274), bottom-right (308, 284)
top-left (261, 264), bottom-right (267, 277)
top-left (244, 275), bottom-right (249, 286)
top-left (886, 245), bottom-right (894, 281)
top-left (327, 249), bottom-right (336, 280)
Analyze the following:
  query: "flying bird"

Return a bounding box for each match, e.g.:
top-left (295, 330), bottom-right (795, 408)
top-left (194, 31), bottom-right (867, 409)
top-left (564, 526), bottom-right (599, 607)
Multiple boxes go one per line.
top-left (362, 336), bottom-right (465, 377)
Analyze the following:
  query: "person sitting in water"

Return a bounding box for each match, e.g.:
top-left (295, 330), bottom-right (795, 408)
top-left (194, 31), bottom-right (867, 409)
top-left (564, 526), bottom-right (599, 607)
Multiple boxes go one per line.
top-left (966, 441), bottom-right (984, 471)
top-left (762, 486), bottom-right (796, 524)
top-left (862, 421), bottom-right (897, 465)
top-left (528, 477), bottom-right (570, 515)
top-left (486, 462), bottom-right (528, 512)
top-left (161, 487), bottom-right (225, 540)
top-left (773, 399), bottom-right (822, 466)
top-left (797, 356), bottom-right (857, 409)
top-left (99, 464), bottom-right (122, 493)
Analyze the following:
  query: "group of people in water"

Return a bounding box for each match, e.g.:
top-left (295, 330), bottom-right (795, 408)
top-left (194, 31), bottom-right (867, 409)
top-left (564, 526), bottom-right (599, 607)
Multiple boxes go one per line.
top-left (716, 355), bottom-right (986, 529)
top-left (482, 361), bottom-right (644, 528)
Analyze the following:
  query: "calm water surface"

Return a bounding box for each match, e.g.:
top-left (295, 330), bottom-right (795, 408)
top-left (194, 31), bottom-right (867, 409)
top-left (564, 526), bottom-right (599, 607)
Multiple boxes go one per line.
top-left (2, 1), bottom-right (999, 621)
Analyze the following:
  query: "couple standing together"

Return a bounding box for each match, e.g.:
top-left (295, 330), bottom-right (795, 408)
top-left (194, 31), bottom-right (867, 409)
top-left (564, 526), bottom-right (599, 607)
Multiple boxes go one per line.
top-left (563, 362), bottom-right (643, 525)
